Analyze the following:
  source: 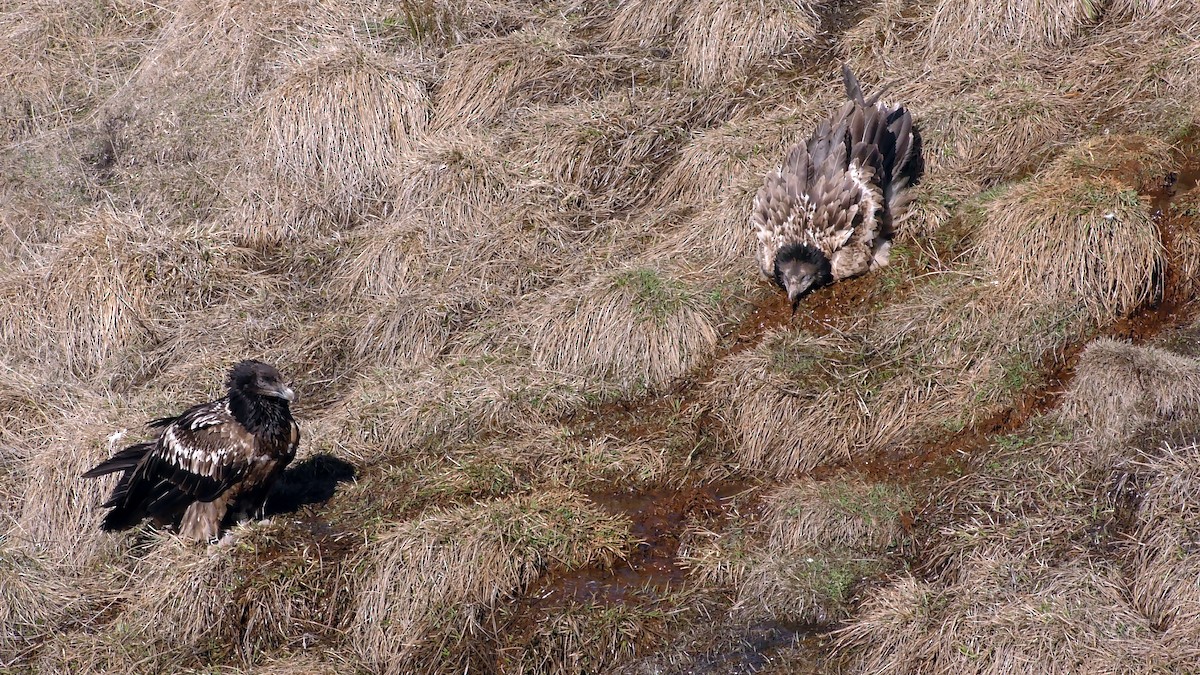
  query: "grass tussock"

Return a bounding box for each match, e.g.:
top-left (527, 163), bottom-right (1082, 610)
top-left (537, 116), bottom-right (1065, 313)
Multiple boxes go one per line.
top-left (528, 267), bottom-right (720, 392)
top-left (0, 547), bottom-right (89, 664)
top-left (250, 46), bottom-right (430, 223)
top-left (921, 0), bottom-right (1101, 57)
top-left (433, 22), bottom-right (607, 129)
top-left (13, 394), bottom-right (130, 563)
top-left (0, 0), bottom-right (163, 136)
top-left (683, 478), bottom-right (911, 625)
top-left (974, 167), bottom-right (1163, 322)
top-left (650, 106), bottom-right (810, 210)
top-left (0, 208), bottom-right (252, 378)
top-left (836, 563), bottom-right (1158, 674)
top-left (515, 90), bottom-right (733, 211)
top-left (332, 357), bottom-right (612, 464)
top-left (914, 68), bottom-right (1079, 182)
top-left (352, 491), bottom-right (632, 673)
top-left (499, 602), bottom-right (658, 675)
top-left (603, 0), bottom-right (818, 86)
top-left (707, 328), bottom-right (877, 476)
top-left (1059, 338), bottom-right (1200, 452)
top-left (1172, 185), bottom-right (1200, 296)
top-left (1127, 443), bottom-right (1200, 636)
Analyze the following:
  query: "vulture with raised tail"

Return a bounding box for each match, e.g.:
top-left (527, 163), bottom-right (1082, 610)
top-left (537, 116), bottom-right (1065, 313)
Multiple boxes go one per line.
top-left (82, 360), bottom-right (300, 543)
top-left (752, 64), bottom-right (922, 309)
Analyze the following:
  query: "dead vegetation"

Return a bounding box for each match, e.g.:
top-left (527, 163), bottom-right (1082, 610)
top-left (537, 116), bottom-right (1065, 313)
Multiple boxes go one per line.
top-left (5, 0), bottom-right (1200, 672)
top-left (352, 490), bottom-right (632, 673)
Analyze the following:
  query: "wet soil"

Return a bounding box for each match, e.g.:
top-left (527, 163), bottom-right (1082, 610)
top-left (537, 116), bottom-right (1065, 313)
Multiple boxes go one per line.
top-left (521, 482), bottom-right (748, 609)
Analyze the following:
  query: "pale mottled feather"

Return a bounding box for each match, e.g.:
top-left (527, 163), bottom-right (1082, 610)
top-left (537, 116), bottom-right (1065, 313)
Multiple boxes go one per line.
top-left (752, 65), bottom-right (920, 286)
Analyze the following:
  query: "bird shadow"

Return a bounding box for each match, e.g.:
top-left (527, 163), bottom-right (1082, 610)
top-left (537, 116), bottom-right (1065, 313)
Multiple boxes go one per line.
top-left (263, 453), bottom-right (357, 517)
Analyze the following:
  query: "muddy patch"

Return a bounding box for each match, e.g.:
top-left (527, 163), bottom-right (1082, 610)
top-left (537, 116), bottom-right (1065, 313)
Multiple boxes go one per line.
top-left (523, 482), bottom-right (749, 609)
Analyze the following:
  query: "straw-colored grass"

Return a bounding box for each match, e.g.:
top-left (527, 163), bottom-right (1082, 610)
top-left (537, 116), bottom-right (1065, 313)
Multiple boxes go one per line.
top-left (1171, 185), bottom-right (1200, 297)
top-left (1128, 443), bottom-right (1200, 637)
top-left (252, 46), bottom-right (429, 220)
top-left (0, 0), bottom-right (163, 134)
top-left (6, 0), bottom-right (1200, 670)
top-left (502, 601), bottom-right (665, 674)
top-left (433, 22), bottom-right (604, 129)
top-left (1060, 338), bottom-right (1200, 453)
top-left (836, 562), bottom-right (1162, 674)
top-left (332, 357), bottom-right (616, 464)
top-left (527, 267), bottom-right (721, 392)
top-left (707, 328), bottom-right (877, 476)
top-left (602, 0), bottom-right (819, 87)
top-left (921, 0), bottom-right (1102, 57)
top-left (352, 490), bottom-right (632, 673)
top-left (0, 208), bottom-right (253, 379)
top-left (974, 165), bottom-right (1164, 322)
top-left (515, 90), bottom-right (733, 212)
top-left (683, 478), bottom-right (912, 625)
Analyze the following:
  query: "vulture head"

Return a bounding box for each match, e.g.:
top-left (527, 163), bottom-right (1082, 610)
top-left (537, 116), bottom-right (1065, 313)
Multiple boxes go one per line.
top-left (775, 242), bottom-right (832, 311)
top-left (229, 360), bottom-right (295, 402)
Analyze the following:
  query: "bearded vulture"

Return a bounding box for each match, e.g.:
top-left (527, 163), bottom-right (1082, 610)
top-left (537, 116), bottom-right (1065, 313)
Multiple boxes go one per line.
top-left (82, 360), bottom-right (300, 543)
top-left (752, 64), bottom-right (922, 309)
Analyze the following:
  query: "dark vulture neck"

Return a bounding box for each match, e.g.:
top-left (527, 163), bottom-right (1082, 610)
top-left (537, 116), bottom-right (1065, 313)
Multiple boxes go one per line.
top-left (229, 389), bottom-right (292, 440)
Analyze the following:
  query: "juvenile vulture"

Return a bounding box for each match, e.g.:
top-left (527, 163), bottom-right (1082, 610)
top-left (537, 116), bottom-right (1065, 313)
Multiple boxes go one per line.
top-left (752, 64), bottom-right (922, 309)
top-left (82, 360), bottom-right (299, 543)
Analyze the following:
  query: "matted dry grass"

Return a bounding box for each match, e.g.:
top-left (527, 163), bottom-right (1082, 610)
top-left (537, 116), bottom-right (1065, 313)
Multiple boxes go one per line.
top-left (352, 490), bottom-right (632, 673)
top-left (682, 478), bottom-right (911, 625)
top-left (1060, 338), bottom-right (1200, 452)
top-left (252, 46), bottom-right (430, 216)
top-left (603, 0), bottom-right (819, 86)
top-left (513, 90), bottom-right (734, 212)
top-left (974, 175), bottom-right (1162, 321)
top-left (0, 208), bottom-right (254, 379)
top-left (921, 0), bottom-right (1101, 56)
top-left (527, 266), bottom-right (721, 392)
top-left (5, 0), bottom-right (1200, 670)
top-left (433, 21), bottom-right (611, 129)
top-left (0, 0), bottom-right (163, 136)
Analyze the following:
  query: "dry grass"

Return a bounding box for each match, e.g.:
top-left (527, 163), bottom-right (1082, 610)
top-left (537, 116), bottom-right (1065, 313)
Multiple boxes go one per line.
top-left (527, 266), bottom-right (721, 392)
top-left (974, 141), bottom-right (1165, 323)
top-left (4, 0), bottom-right (1200, 671)
top-left (921, 0), bottom-right (1101, 57)
top-left (0, 208), bottom-right (253, 379)
top-left (1171, 185), bottom-right (1200, 297)
top-left (1060, 338), bottom-right (1200, 454)
top-left (514, 90), bottom-right (733, 212)
top-left (836, 562), bottom-right (1165, 674)
top-left (250, 46), bottom-right (430, 221)
top-left (603, 0), bottom-right (819, 87)
top-left (352, 490), bottom-right (632, 673)
top-left (498, 602), bottom-right (659, 675)
top-left (0, 0), bottom-right (162, 136)
top-left (683, 478), bottom-right (911, 625)
top-left (433, 22), bottom-right (606, 129)
top-left (1127, 443), bottom-right (1200, 639)
top-left (707, 328), bottom-right (877, 476)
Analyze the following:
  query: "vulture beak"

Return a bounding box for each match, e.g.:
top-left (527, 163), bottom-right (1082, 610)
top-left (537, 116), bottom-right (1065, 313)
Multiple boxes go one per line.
top-left (786, 276), bottom-right (814, 314)
top-left (273, 384), bottom-right (296, 402)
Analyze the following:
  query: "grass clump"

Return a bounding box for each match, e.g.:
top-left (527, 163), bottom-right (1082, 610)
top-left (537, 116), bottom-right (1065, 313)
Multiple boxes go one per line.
top-left (526, 267), bottom-right (720, 393)
top-left (351, 491), bottom-right (632, 673)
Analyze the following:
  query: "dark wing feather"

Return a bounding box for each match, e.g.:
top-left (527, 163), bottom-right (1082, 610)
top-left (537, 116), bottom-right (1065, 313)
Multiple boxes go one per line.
top-left (137, 403), bottom-right (257, 501)
top-left (98, 398), bottom-right (259, 530)
top-left (81, 442), bottom-right (154, 478)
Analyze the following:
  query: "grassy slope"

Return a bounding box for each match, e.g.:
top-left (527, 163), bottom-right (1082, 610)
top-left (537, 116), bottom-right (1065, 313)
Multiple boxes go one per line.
top-left (2, 0), bottom-right (1200, 672)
